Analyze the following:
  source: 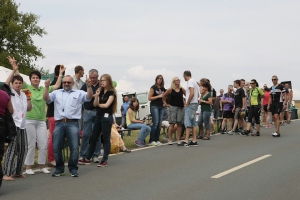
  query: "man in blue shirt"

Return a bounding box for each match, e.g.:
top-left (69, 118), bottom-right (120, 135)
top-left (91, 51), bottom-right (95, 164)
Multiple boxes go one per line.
top-left (43, 75), bottom-right (93, 177)
top-left (121, 95), bottom-right (131, 136)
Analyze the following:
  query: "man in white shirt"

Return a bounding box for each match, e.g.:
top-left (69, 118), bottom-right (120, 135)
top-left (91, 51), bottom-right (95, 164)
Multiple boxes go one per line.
top-left (178, 70), bottom-right (200, 147)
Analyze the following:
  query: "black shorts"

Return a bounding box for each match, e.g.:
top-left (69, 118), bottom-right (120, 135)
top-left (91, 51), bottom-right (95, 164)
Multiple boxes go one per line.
top-left (247, 105), bottom-right (261, 124)
top-left (271, 102), bottom-right (283, 115)
top-left (223, 111), bottom-right (234, 119)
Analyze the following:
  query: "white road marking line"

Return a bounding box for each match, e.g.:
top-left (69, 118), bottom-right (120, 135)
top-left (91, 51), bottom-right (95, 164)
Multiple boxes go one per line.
top-left (211, 154), bottom-right (272, 179)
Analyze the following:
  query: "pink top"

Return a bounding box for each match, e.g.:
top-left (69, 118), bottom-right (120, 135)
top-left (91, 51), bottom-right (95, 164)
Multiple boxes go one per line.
top-left (0, 90), bottom-right (10, 116)
top-left (263, 91), bottom-right (270, 106)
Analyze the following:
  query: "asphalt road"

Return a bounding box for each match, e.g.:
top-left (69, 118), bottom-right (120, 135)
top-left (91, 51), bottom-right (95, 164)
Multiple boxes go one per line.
top-left (1, 120), bottom-right (300, 200)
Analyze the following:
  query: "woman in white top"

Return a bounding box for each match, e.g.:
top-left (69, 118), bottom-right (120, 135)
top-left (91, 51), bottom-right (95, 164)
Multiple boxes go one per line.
top-left (2, 74), bottom-right (32, 181)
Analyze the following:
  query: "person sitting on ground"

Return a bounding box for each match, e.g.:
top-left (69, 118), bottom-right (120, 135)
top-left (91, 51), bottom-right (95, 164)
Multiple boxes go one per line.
top-left (110, 119), bottom-right (131, 153)
top-left (126, 98), bottom-right (151, 147)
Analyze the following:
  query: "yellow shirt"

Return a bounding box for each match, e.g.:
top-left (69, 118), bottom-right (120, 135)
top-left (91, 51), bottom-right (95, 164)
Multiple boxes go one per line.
top-left (126, 109), bottom-right (136, 126)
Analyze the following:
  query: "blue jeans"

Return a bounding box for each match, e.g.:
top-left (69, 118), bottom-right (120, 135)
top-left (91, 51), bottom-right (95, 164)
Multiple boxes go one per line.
top-left (79, 110), bottom-right (101, 158)
top-left (150, 106), bottom-right (165, 143)
top-left (198, 111), bottom-right (211, 130)
top-left (128, 123), bottom-right (151, 141)
top-left (86, 115), bottom-right (113, 162)
top-left (53, 121), bottom-right (80, 173)
top-left (184, 103), bottom-right (198, 127)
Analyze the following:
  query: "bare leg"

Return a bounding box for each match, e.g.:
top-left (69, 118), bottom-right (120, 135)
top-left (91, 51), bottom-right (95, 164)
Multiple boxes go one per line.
top-left (168, 124), bottom-right (175, 142)
top-left (184, 127), bottom-right (191, 142)
top-left (221, 118), bottom-right (227, 130)
top-left (274, 114), bottom-right (280, 133)
top-left (192, 127), bottom-right (197, 142)
top-left (176, 124), bottom-right (182, 142)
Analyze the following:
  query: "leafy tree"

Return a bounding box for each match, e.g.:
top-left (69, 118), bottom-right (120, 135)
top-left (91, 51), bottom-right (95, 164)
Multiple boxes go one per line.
top-left (0, 0), bottom-right (48, 75)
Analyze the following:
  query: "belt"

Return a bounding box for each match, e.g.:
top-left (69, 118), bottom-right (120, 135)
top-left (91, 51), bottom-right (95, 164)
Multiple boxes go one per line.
top-left (56, 118), bottom-right (79, 123)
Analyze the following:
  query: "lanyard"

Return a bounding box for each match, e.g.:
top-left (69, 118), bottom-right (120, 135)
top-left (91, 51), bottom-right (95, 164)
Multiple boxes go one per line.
top-left (62, 92), bottom-right (71, 112)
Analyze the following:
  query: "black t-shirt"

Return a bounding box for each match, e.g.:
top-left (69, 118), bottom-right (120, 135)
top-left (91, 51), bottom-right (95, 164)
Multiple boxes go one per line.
top-left (170, 88), bottom-right (184, 107)
top-left (150, 85), bottom-right (166, 107)
top-left (234, 88), bottom-right (245, 108)
top-left (270, 84), bottom-right (285, 103)
top-left (46, 78), bottom-right (63, 117)
top-left (81, 82), bottom-right (99, 110)
top-left (96, 90), bottom-right (116, 116)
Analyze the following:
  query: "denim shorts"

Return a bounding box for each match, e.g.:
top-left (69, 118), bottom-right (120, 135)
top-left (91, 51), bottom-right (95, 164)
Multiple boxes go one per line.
top-left (184, 103), bottom-right (198, 128)
top-left (168, 106), bottom-right (184, 124)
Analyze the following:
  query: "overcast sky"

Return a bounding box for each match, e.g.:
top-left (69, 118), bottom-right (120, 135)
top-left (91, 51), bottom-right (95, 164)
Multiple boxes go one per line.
top-left (19, 0), bottom-right (300, 99)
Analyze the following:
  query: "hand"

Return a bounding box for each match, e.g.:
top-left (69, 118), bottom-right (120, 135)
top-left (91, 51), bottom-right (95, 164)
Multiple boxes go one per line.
top-left (283, 104), bottom-right (287, 110)
top-left (185, 103), bottom-right (188, 107)
top-left (158, 94), bottom-right (163, 98)
top-left (44, 78), bottom-right (50, 88)
top-left (232, 108), bottom-right (235, 113)
top-left (267, 105), bottom-right (270, 111)
top-left (227, 100), bottom-right (232, 103)
top-left (85, 75), bottom-right (91, 87)
top-left (59, 65), bottom-right (66, 75)
top-left (95, 89), bottom-right (100, 96)
top-left (7, 56), bottom-right (18, 71)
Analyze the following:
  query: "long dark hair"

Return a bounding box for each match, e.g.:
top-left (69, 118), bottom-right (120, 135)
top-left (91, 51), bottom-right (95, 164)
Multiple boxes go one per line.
top-left (99, 74), bottom-right (117, 113)
top-left (155, 75), bottom-right (164, 88)
top-left (129, 98), bottom-right (139, 112)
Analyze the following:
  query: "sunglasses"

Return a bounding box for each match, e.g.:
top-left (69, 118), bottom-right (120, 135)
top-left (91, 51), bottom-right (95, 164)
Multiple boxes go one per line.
top-left (174, 79), bottom-right (180, 82)
top-left (250, 83), bottom-right (255, 84)
top-left (63, 82), bottom-right (72, 84)
top-left (272, 79), bottom-right (277, 81)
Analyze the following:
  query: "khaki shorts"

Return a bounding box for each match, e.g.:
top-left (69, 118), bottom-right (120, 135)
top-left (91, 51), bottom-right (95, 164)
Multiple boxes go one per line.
top-left (234, 107), bottom-right (241, 119)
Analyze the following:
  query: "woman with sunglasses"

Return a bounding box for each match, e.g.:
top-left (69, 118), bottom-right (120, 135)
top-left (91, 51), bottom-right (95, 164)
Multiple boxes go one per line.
top-left (7, 56), bottom-right (64, 175)
top-left (163, 77), bottom-right (186, 145)
top-left (148, 75), bottom-right (166, 146)
top-left (86, 74), bottom-right (117, 167)
top-left (244, 79), bottom-right (264, 136)
top-left (198, 79), bottom-right (213, 140)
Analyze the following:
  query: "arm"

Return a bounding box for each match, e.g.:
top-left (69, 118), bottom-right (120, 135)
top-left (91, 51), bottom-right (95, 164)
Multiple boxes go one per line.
top-left (219, 98), bottom-right (223, 110)
top-left (27, 98), bottom-right (33, 111)
top-left (163, 88), bottom-right (172, 106)
top-left (6, 56), bottom-right (19, 85)
top-left (242, 97), bottom-right (246, 110)
top-left (200, 97), bottom-right (212, 105)
top-left (186, 87), bottom-right (194, 106)
top-left (93, 92), bottom-right (99, 107)
top-left (128, 109), bottom-right (142, 123)
top-left (148, 88), bottom-right (163, 101)
top-left (7, 100), bottom-right (14, 114)
top-left (99, 95), bottom-right (114, 108)
top-left (43, 79), bottom-right (51, 102)
top-left (52, 65), bottom-right (66, 90)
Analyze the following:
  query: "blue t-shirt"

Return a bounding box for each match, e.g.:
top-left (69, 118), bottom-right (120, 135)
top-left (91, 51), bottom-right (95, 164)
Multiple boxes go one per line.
top-left (122, 101), bottom-right (130, 116)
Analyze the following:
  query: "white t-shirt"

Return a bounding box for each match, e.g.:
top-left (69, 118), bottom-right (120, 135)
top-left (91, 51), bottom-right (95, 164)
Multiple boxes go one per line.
top-left (185, 78), bottom-right (199, 104)
top-left (10, 87), bottom-right (28, 129)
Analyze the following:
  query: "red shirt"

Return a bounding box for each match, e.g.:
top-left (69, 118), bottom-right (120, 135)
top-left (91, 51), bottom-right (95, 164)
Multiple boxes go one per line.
top-left (263, 91), bottom-right (270, 106)
top-left (0, 90), bottom-right (10, 116)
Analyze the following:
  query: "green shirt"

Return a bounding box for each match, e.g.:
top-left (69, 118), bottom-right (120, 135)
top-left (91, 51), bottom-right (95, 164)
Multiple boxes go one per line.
top-left (250, 87), bottom-right (264, 106)
top-left (23, 82), bottom-right (54, 121)
top-left (200, 92), bottom-right (212, 112)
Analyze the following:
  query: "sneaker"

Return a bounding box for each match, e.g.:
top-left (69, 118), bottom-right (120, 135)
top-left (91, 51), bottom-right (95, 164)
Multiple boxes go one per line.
top-left (227, 130), bottom-right (235, 135)
top-left (78, 157), bottom-right (85, 164)
top-left (93, 157), bottom-right (100, 163)
top-left (149, 141), bottom-right (157, 146)
top-left (177, 141), bottom-right (189, 147)
top-left (188, 141), bottom-right (198, 147)
top-left (52, 170), bottom-right (65, 177)
top-left (156, 141), bottom-right (162, 146)
top-left (39, 168), bottom-right (51, 174)
top-left (272, 132), bottom-right (281, 137)
top-left (168, 141), bottom-right (173, 145)
top-left (97, 160), bottom-right (108, 167)
top-left (221, 129), bottom-right (226, 134)
top-left (25, 169), bottom-right (35, 175)
top-left (256, 132), bottom-right (260, 136)
top-left (134, 140), bottom-right (148, 147)
top-left (210, 131), bottom-right (215, 135)
top-left (70, 170), bottom-right (78, 177)
top-left (78, 158), bottom-right (91, 165)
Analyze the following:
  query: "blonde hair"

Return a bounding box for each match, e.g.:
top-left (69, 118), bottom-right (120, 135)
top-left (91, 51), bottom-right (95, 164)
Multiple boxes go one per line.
top-left (170, 77), bottom-right (182, 90)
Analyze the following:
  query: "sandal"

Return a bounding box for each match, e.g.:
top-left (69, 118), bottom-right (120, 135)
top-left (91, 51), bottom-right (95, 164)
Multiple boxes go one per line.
top-left (202, 136), bottom-right (210, 140)
top-left (196, 135), bottom-right (203, 139)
